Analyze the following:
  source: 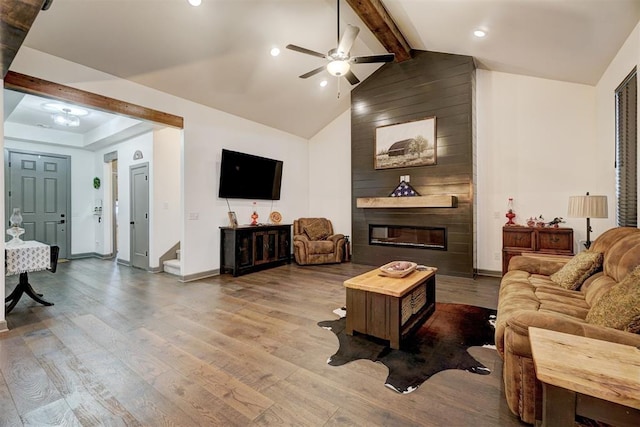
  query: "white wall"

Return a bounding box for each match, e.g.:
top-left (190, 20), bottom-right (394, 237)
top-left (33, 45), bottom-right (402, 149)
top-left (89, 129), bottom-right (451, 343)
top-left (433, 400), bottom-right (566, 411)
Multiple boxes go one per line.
top-left (11, 47), bottom-right (309, 277)
top-left (152, 127), bottom-right (181, 267)
top-left (308, 109), bottom-right (352, 238)
top-left (4, 139), bottom-right (98, 255)
top-left (475, 70), bottom-right (598, 271)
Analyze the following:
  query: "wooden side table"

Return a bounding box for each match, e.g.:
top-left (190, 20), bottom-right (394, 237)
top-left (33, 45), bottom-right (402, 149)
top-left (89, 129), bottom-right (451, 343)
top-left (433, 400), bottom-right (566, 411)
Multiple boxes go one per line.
top-left (530, 327), bottom-right (640, 427)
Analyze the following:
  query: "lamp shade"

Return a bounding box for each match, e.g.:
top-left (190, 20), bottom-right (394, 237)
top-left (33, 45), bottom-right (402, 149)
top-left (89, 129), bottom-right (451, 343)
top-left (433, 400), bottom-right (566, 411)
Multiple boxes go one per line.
top-left (567, 195), bottom-right (608, 218)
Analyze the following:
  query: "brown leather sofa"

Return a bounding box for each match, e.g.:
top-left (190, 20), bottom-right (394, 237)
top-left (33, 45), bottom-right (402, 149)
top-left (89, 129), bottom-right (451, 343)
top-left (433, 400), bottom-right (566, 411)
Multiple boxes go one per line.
top-left (495, 227), bottom-right (640, 424)
top-left (293, 218), bottom-right (344, 265)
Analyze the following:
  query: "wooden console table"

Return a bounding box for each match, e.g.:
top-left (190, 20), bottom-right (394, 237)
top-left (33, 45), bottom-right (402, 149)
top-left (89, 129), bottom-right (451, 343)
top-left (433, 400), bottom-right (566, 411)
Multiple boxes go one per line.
top-left (502, 226), bottom-right (573, 275)
top-left (344, 268), bottom-right (436, 349)
top-left (530, 327), bottom-right (640, 427)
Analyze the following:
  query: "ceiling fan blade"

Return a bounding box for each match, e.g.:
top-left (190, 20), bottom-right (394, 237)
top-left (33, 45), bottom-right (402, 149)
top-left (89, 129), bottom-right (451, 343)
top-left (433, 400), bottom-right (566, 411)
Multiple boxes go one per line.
top-left (299, 66), bottom-right (326, 79)
top-left (286, 44), bottom-right (327, 59)
top-left (344, 70), bottom-right (360, 85)
top-left (351, 53), bottom-right (395, 64)
top-left (337, 24), bottom-right (360, 55)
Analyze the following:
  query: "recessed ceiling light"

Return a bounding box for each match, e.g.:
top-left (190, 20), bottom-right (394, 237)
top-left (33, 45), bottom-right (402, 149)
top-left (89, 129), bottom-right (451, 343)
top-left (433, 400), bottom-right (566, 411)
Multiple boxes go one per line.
top-left (320, 80), bottom-right (328, 87)
top-left (473, 29), bottom-right (487, 38)
top-left (270, 47), bottom-right (280, 57)
top-left (188, 0), bottom-right (202, 6)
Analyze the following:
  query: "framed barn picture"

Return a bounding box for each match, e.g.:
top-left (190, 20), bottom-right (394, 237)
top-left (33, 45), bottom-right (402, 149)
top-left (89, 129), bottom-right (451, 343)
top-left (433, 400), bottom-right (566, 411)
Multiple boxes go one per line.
top-left (374, 116), bottom-right (437, 170)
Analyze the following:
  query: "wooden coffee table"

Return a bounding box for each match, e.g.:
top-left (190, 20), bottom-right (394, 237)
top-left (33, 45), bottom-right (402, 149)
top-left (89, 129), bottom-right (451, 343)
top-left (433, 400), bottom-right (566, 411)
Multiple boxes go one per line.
top-left (344, 267), bottom-right (436, 349)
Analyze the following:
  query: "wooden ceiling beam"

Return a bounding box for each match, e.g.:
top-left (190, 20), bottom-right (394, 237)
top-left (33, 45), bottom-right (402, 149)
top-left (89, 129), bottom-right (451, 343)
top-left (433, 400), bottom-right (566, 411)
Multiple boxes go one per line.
top-left (1, 0), bottom-right (47, 78)
top-left (4, 71), bottom-right (184, 128)
top-left (346, 0), bottom-right (412, 62)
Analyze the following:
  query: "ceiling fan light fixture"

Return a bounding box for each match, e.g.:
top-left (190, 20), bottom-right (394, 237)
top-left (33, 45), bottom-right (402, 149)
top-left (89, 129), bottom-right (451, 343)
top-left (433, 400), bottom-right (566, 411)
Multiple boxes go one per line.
top-left (327, 60), bottom-right (350, 76)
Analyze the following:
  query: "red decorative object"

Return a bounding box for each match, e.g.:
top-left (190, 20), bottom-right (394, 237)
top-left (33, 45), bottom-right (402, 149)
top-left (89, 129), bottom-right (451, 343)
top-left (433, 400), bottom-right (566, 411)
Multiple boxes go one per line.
top-left (505, 197), bottom-right (516, 225)
top-left (251, 201), bottom-right (259, 226)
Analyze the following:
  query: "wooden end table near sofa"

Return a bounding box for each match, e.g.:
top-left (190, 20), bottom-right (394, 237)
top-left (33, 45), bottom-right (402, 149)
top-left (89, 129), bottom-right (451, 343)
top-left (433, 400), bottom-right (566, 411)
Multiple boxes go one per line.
top-left (344, 268), bottom-right (436, 349)
top-left (530, 327), bottom-right (640, 427)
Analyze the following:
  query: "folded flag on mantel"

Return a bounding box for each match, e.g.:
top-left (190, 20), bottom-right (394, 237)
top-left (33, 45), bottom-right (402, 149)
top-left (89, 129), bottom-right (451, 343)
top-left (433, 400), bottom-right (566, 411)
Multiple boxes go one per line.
top-left (390, 181), bottom-right (419, 197)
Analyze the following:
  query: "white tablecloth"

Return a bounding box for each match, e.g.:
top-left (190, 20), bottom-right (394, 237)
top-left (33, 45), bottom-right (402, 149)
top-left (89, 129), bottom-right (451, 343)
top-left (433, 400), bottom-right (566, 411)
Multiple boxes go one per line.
top-left (5, 240), bottom-right (50, 276)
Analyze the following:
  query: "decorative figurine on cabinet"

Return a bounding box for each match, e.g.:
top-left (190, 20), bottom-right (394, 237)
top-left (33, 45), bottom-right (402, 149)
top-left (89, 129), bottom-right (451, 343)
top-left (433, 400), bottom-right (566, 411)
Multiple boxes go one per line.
top-left (547, 217), bottom-right (565, 228)
top-left (505, 197), bottom-right (516, 225)
top-left (251, 201), bottom-right (259, 226)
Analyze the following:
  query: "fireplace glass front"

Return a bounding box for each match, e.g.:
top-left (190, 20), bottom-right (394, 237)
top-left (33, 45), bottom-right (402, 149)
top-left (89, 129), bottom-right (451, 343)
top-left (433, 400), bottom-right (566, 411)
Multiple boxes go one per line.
top-left (369, 225), bottom-right (446, 250)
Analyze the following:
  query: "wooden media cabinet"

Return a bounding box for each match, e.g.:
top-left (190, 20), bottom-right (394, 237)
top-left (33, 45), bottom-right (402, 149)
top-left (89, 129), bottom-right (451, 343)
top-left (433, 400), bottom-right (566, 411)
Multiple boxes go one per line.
top-left (220, 224), bottom-right (291, 276)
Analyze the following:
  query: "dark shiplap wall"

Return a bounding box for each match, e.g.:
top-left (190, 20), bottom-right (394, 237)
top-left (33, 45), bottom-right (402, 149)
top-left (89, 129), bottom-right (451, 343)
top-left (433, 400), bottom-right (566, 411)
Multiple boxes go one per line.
top-left (351, 50), bottom-right (476, 277)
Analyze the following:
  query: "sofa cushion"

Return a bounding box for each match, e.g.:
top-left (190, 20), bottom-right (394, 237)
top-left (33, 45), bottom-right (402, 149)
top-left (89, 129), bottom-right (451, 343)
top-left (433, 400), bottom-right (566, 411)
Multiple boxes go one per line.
top-left (308, 240), bottom-right (336, 254)
top-left (549, 251), bottom-right (603, 290)
top-left (535, 289), bottom-right (589, 309)
top-left (602, 232), bottom-right (640, 282)
top-left (582, 272), bottom-right (618, 306)
top-left (589, 226), bottom-right (640, 255)
top-left (586, 265), bottom-right (640, 331)
top-left (303, 220), bottom-right (330, 240)
top-left (507, 255), bottom-right (568, 276)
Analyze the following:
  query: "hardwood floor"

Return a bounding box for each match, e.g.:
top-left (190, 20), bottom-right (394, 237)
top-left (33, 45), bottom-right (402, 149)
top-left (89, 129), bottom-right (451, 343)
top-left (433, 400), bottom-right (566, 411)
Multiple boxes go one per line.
top-left (1, 259), bottom-right (526, 426)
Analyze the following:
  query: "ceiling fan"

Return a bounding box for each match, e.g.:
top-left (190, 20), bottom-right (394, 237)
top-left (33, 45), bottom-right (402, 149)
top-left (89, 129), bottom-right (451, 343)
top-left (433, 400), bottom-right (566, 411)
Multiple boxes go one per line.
top-left (286, 1), bottom-right (395, 86)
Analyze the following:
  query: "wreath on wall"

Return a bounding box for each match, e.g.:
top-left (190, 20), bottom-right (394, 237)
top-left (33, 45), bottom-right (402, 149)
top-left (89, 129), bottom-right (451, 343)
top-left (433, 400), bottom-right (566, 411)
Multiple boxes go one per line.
top-left (93, 177), bottom-right (101, 189)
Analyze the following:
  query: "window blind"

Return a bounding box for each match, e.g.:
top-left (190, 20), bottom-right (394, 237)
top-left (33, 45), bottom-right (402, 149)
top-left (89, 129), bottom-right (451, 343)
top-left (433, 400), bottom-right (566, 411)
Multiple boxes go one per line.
top-left (615, 68), bottom-right (637, 227)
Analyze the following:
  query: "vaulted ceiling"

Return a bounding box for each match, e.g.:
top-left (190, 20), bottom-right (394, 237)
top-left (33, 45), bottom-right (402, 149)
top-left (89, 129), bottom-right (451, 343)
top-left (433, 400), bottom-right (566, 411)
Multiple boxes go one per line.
top-left (3, 0), bottom-right (640, 140)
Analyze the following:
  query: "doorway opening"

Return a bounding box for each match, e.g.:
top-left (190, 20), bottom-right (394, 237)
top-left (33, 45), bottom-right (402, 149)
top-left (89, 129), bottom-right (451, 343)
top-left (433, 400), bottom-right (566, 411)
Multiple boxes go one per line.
top-left (4, 72), bottom-right (184, 271)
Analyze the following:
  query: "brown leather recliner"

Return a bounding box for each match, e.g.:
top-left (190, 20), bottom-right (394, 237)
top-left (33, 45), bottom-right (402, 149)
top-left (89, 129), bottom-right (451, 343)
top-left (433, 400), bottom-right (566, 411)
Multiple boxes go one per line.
top-left (293, 218), bottom-right (345, 265)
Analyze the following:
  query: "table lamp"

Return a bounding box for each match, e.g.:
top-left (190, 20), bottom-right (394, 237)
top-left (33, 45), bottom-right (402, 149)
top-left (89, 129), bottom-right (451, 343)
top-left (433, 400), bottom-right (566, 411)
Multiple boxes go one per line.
top-left (567, 193), bottom-right (608, 249)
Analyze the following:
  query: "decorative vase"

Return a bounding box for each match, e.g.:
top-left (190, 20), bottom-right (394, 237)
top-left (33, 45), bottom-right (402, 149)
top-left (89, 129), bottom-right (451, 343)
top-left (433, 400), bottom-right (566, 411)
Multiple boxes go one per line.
top-left (10, 207), bottom-right (22, 227)
top-left (251, 211), bottom-right (259, 226)
top-left (505, 198), bottom-right (516, 225)
top-left (6, 208), bottom-right (25, 245)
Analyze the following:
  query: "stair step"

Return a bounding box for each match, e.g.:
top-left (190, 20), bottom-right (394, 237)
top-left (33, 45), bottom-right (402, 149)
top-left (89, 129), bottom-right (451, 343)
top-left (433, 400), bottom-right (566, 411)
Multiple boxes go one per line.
top-left (163, 258), bottom-right (181, 276)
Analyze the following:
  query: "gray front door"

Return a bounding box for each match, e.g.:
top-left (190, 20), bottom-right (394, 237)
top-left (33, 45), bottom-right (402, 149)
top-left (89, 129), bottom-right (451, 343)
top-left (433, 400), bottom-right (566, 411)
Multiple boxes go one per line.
top-left (5, 150), bottom-right (71, 258)
top-left (130, 163), bottom-right (149, 269)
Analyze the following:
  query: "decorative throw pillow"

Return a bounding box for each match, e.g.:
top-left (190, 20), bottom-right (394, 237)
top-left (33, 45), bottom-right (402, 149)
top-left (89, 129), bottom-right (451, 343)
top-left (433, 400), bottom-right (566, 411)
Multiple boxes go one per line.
top-left (303, 220), bottom-right (329, 240)
top-left (549, 251), bottom-right (603, 290)
top-left (586, 265), bottom-right (640, 331)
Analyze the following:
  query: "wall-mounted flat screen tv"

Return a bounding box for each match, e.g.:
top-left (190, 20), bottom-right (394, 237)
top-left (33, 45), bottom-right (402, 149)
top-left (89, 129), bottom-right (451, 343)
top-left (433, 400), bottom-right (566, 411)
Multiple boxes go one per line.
top-left (218, 149), bottom-right (283, 200)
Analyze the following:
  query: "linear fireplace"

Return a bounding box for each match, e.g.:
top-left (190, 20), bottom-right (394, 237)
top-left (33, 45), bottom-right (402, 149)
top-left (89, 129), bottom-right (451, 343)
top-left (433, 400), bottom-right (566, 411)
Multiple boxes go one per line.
top-left (369, 225), bottom-right (447, 250)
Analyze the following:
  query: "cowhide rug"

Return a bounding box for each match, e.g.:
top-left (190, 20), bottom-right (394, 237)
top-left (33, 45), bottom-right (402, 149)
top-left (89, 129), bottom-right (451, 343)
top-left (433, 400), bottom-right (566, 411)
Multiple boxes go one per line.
top-left (318, 302), bottom-right (497, 394)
